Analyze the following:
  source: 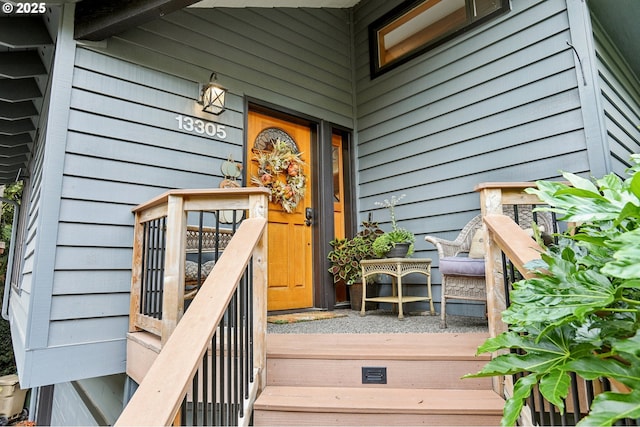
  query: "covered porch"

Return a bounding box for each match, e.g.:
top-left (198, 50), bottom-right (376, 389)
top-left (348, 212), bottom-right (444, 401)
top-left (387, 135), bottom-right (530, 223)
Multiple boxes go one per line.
top-left (115, 181), bottom-right (606, 426)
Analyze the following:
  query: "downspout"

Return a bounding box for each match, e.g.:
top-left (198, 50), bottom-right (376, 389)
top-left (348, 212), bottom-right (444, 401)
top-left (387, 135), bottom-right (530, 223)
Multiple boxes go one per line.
top-left (347, 7), bottom-right (361, 220)
top-left (566, 0), bottom-right (611, 176)
top-left (1, 196), bottom-right (19, 320)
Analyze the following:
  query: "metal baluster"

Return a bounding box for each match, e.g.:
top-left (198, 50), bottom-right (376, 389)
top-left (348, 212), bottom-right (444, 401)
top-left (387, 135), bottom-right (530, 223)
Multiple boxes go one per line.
top-left (249, 261), bottom-right (254, 383)
top-left (202, 343), bottom-right (209, 426)
top-left (141, 222), bottom-right (149, 315)
top-left (569, 372), bottom-right (581, 425)
top-left (238, 271), bottom-right (245, 418)
top-left (227, 298), bottom-right (234, 425)
top-left (159, 217), bottom-right (166, 317)
top-left (192, 364), bottom-right (199, 426)
top-left (212, 331), bottom-right (218, 426)
top-left (219, 318), bottom-right (225, 425)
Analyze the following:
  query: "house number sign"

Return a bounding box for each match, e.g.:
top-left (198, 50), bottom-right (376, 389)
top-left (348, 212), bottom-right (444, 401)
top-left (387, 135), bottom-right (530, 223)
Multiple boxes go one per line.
top-left (175, 115), bottom-right (227, 139)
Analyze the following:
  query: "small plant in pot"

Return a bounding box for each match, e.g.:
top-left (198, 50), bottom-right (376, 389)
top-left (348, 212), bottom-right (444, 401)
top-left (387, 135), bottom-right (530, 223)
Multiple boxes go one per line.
top-left (372, 194), bottom-right (415, 258)
top-left (372, 227), bottom-right (415, 258)
top-left (328, 221), bottom-right (383, 310)
top-left (328, 221), bottom-right (383, 285)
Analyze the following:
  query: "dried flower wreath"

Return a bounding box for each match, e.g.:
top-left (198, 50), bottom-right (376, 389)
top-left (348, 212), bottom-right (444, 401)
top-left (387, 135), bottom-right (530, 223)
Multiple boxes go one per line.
top-left (251, 139), bottom-right (306, 213)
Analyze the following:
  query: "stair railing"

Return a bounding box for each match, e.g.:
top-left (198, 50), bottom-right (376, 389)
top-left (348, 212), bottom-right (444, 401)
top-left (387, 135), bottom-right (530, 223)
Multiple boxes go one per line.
top-left (474, 183), bottom-right (616, 426)
top-left (129, 188), bottom-right (269, 344)
top-left (475, 182), bottom-right (554, 342)
top-left (118, 188), bottom-right (269, 426)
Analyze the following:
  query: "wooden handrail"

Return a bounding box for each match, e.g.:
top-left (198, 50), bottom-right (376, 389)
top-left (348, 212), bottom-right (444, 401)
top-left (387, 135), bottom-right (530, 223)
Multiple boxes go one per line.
top-left (483, 214), bottom-right (543, 280)
top-left (116, 217), bottom-right (267, 426)
top-left (129, 187), bottom-right (270, 344)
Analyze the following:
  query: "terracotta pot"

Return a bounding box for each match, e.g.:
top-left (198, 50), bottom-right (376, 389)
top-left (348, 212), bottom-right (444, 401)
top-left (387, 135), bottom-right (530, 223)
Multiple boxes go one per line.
top-left (348, 282), bottom-right (378, 311)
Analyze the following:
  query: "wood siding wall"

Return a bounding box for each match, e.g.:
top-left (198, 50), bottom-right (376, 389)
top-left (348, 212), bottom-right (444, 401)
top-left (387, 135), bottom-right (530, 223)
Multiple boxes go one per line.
top-left (592, 17), bottom-right (640, 176)
top-left (15, 0), bottom-right (638, 387)
top-left (14, 6), bottom-right (354, 387)
top-left (97, 7), bottom-right (355, 128)
top-left (353, 0), bottom-right (590, 314)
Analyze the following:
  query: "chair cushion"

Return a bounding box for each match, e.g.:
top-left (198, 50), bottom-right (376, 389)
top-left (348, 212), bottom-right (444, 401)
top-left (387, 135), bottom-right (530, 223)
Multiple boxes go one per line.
top-left (439, 256), bottom-right (485, 276)
top-left (468, 229), bottom-right (485, 259)
top-left (185, 260), bottom-right (216, 281)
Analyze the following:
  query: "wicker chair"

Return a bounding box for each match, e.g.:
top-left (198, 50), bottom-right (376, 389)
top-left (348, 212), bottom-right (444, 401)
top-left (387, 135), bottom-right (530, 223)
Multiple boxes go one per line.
top-left (426, 209), bottom-right (553, 328)
top-left (425, 215), bottom-right (486, 328)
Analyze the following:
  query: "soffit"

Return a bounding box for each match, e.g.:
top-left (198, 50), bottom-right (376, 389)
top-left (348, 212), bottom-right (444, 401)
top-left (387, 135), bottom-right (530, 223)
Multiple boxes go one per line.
top-left (0, 13), bottom-right (55, 185)
top-left (588, 0), bottom-right (640, 81)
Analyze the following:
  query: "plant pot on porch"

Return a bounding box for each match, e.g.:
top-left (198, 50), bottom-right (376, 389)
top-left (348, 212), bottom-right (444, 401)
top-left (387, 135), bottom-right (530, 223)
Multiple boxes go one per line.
top-left (348, 281), bottom-right (378, 311)
top-left (386, 242), bottom-right (410, 258)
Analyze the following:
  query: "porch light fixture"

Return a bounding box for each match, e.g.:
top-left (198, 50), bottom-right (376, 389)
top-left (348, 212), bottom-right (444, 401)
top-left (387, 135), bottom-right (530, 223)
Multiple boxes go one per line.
top-left (199, 72), bottom-right (226, 115)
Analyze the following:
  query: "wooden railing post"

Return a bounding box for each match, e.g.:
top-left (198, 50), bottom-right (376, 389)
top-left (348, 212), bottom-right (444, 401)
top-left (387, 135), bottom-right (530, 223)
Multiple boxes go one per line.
top-left (475, 182), bottom-right (549, 406)
top-left (129, 211), bottom-right (144, 333)
top-left (249, 193), bottom-right (268, 395)
top-left (476, 185), bottom-right (507, 341)
top-left (161, 194), bottom-right (187, 344)
top-left (476, 184), bottom-right (508, 398)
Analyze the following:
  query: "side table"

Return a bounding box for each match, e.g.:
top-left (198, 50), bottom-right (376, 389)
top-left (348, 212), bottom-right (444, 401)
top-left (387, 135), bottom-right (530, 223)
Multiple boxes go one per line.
top-left (360, 258), bottom-right (435, 320)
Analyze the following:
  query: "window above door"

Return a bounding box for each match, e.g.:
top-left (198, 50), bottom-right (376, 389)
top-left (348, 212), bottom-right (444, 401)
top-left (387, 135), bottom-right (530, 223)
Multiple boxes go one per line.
top-left (369, 0), bottom-right (510, 78)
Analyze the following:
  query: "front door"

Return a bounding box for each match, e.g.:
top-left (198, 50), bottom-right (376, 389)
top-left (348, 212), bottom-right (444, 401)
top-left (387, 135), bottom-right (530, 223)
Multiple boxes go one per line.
top-left (247, 110), bottom-right (314, 311)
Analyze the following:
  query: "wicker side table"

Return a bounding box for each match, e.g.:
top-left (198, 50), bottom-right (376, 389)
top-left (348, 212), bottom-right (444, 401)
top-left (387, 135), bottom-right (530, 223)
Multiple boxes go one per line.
top-left (360, 258), bottom-right (435, 320)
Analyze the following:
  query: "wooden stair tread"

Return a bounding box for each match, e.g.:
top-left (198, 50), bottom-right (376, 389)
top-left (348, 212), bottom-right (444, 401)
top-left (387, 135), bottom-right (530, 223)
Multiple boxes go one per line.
top-left (267, 333), bottom-right (490, 360)
top-left (255, 386), bottom-right (504, 415)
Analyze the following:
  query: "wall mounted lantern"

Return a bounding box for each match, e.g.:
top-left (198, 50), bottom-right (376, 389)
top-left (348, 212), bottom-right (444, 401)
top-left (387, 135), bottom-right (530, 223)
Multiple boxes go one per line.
top-left (199, 72), bottom-right (226, 115)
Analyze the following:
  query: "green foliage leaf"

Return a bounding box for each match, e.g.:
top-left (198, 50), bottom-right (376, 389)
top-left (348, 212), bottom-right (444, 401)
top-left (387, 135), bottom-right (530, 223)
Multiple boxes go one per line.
top-left (563, 171), bottom-right (600, 194)
top-left (472, 159), bottom-right (640, 425)
top-left (577, 390), bottom-right (640, 426)
top-left (613, 330), bottom-right (640, 357)
top-left (539, 370), bottom-right (570, 411)
top-left (630, 171), bottom-right (640, 199)
top-left (602, 228), bottom-right (640, 279)
top-left (502, 374), bottom-right (538, 426)
top-left (567, 355), bottom-right (640, 390)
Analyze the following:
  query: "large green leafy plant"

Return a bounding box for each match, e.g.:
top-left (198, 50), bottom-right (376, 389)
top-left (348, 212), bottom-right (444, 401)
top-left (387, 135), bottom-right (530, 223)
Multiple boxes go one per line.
top-left (465, 157), bottom-right (640, 426)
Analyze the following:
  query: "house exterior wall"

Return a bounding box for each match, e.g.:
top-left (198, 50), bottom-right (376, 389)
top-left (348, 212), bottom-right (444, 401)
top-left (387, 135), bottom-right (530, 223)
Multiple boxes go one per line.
top-left (591, 17), bottom-right (640, 177)
top-left (10, 4), bottom-right (355, 390)
top-left (9, 0), bottom-right (640, 413)
top-left (351, 0), bottom-right (605, 314)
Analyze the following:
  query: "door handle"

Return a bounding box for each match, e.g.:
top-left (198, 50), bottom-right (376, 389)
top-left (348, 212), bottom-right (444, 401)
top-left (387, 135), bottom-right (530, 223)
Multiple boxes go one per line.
top-left (305, 208), bottom-right (313, 226)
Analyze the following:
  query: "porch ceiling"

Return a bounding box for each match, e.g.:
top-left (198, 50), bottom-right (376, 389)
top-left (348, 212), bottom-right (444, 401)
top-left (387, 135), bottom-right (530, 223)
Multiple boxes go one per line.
top-left (0, 14), bottom-right (54, 185)
top-left (74, 0), bottom-right (361, 41)
top-left (588, 0), bottom-right (640, 82)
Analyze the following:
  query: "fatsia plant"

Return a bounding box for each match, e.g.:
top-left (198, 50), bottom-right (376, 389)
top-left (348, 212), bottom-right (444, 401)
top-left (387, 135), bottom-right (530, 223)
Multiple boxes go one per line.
top-left (465, 155), bottom-right (640, 426)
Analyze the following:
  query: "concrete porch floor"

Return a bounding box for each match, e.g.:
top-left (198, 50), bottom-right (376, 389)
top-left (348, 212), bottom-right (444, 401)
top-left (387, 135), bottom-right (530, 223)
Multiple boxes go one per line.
top-left (267, 308), bottom-right (489, 335)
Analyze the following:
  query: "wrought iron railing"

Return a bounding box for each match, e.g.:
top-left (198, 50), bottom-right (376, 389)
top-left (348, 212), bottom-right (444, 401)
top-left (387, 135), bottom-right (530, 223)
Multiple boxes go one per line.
top-left (119, 188), bottom-right (269, 426)
top-left (181, 258), bottom-right (254, 426)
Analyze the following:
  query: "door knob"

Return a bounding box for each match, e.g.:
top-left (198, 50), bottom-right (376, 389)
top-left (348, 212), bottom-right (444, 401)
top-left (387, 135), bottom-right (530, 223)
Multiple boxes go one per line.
top-left (305, 208), bottom-right (313, 226)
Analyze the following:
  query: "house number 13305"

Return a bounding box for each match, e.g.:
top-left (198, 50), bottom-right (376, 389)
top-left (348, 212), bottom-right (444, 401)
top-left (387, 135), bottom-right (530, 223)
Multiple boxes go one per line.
top-left (176, 115), bottom-right (227, 139)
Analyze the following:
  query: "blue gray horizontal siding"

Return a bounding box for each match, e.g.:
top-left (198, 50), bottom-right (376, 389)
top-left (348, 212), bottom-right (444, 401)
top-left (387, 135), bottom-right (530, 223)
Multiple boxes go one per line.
top-left (14, 6), bottom-right (355, 387)
top-left (98, 7), bottom-right (354, 129)
top-left (352, 0), bottom-right (589, 314)
top-left (592, 17), bottom-right (640, 176)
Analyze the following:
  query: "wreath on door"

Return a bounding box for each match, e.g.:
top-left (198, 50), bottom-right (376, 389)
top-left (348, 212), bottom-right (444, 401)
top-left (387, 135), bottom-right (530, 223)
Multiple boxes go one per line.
top-left (251, 139), bottom-right (306, 213)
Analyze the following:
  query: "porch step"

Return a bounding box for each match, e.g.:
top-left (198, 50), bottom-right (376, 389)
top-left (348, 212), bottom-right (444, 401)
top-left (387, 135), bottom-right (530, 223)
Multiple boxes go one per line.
top-left (254, 333), bottom-right (503, 426)
top-left (266, 333), bottom-right (493, 389)
top-left (253, 386), bottom-right (504, 426)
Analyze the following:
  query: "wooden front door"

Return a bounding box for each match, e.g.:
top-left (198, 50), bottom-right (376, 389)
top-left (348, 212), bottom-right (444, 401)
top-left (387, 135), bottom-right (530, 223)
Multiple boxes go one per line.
top-left (247, 110), bottom-right (314, 311)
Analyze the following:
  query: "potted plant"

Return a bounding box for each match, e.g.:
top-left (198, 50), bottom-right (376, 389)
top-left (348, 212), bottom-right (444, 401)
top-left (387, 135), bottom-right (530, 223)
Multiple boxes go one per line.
top-left (464, 157), bottom-right (640, 426)
top-left (328, 221), bottom-right (383, 310)
top-left (372, 194), bottom-right (415, 258)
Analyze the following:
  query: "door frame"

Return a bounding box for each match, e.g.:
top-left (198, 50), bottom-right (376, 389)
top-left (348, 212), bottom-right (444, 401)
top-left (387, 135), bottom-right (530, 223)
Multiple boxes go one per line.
top-left (243, 99), bottom-right (356, 310)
